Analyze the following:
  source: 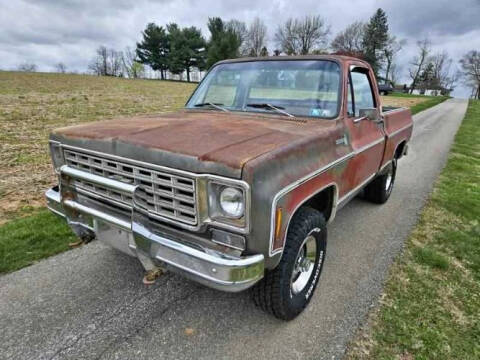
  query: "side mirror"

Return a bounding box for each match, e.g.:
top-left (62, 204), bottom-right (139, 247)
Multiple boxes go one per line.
top-left (358, 108), bottom-right (378, 121)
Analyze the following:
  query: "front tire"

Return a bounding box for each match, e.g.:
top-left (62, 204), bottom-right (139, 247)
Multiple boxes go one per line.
top-left (364, 160), bottom-right (396, 204)
top-left (252, 207), bottom-right (327, 320)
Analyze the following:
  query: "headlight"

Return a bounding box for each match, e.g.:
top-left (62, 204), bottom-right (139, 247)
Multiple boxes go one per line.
top-left (219, 187), bottom-right (244, 218)
top-left (49, 141), bottom-right (64, 173)
top-left (207, 181), bottom-right (248, 230)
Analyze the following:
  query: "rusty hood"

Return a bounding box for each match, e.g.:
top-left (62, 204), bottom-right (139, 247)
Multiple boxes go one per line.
top-left (51, 110), bottom-right (338, 179)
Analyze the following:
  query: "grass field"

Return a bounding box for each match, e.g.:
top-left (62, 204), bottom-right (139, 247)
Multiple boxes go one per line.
top-left (0, 71), bottom-right (444, 273)
top-left (381, 92), bottom-right (449, 115)
top-left (347, 100), bottom-right (480, 359)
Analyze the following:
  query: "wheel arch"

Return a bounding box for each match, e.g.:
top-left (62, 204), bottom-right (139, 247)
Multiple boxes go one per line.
top-left (268, 181), bottom-right (339, 262)
top-left (278, 183), bottom-right (337, 254)
top-left (394, 140), bottom-right (408, 160)
top-left (269, 182), bottom-right (338, 261)
top-left (299, 183), bottom-right (339, 224)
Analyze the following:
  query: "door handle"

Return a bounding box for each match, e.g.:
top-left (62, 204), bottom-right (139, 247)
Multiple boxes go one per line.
top-left (353, 116), bottom-right (367, 124)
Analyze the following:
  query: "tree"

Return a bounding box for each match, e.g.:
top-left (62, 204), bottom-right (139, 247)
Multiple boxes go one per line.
top-left (18, 63), bottom-right (37, 72)
top-left (389, 63), bottom-right (401, 85)
top-left (226, 19), bottom-right (247, 54)
top-left (122, 47), bottom-right (144, 78)
top-left (167, 24), bottom-right (206, 82)
top-left (362, 8), bottom-right (389, 75)
top-left (88, 46), bottom-right (123, 77)
top-left (55, 62), bottom-right (67, 73)
top-left (408, 39), bottom-right (431, 94)
top-left (459, 50), bottom-right (480, 99)
top-left (430, 51), bottom-right (458, 94)
top-left (260, 46), bottom-right (269, 57)
top-left (136, 23), bottom-right (169, 80)
top-left (417, 62), bottom-right (435, 92)
top-left (88, 46), bottom-right (108, 76)
top-left (206, 17), bottom-right (242, 69)
top-left (383, 36), bottom-right (405, 84)
top-left (275, 15), bottom-right (330, 55)
top-left (275, 18), bottom-right (297, 55)
top-left (331, 21), bottom-right (366, 55)
top-left (109, 48), bottom-right (123, 77)
top-left (244, 17), bottom-right (267, 57)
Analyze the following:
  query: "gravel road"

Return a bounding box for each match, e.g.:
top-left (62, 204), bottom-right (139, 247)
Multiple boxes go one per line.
top-left (0, 98), bottom-right (468, 360)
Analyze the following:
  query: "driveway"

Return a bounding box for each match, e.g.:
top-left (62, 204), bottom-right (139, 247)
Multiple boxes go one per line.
top-left (0, 98), bottom-right (468, 360)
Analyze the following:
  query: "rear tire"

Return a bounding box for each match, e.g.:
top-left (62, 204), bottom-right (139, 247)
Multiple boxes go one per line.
top-left (252, 207), bottom-right (327, 320)
top-left (364, 160), bottom-right (396, 204)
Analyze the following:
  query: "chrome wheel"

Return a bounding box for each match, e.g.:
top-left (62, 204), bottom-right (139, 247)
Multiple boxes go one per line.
top-left (290, 229), bottom-right (318, 295)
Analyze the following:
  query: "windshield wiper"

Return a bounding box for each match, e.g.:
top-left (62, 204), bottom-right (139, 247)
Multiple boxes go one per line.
top-left (246, 103), bottom-right (295, 118)
top-left (194, 102), bottom-right (229, 112)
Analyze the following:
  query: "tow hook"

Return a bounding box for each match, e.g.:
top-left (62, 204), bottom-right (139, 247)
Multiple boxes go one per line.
top-left (143, 268), bottom-right (166, 285)
top-left (136, 251), bottom-right (166, 285)
top-left (68, 222), bottom-right (96, 247)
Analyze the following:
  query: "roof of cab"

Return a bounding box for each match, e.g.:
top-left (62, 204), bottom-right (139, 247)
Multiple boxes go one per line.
top-left (215, 54), bottom-right (370, 67)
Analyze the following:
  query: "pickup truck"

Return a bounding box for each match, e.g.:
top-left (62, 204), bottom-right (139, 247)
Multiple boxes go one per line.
top-left (46, 55), bottom-right (412, 320)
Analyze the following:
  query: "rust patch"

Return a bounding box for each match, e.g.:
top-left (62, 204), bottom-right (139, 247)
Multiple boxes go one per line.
top-left (54, 110), bottom-right (336, 170)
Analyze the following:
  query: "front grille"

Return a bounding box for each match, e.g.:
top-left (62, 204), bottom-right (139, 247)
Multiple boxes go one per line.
top-left (64, 149), bottom-right (198, 225)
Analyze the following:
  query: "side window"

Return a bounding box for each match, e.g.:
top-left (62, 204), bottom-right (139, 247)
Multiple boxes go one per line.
top-left (350, 70), bottom-right (375, 117)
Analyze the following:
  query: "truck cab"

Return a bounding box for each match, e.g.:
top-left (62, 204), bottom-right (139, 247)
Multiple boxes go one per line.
top-left (46, 55), bottom-right (412, 320)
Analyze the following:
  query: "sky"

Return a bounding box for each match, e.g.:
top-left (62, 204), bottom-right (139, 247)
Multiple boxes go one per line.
top-left (1, 0), bottom-right (479, 97)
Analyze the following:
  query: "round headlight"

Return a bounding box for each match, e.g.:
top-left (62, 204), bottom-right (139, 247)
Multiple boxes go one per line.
top-left (219, 187), bottom-right (244, 218)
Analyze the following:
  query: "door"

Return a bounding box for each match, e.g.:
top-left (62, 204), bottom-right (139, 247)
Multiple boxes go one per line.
top-left (340, 66), bottom-right (385, 200)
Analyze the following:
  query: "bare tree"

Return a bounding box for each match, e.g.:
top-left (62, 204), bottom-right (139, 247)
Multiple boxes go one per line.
top-left (275, 15), bottom-right (330, 55)
top-left (122, 46), bottom-right (144, 78)
top-left (330, 21), bottom-right (365, 55)
top-left (55, 62), bottom-right (67, 73)
top-left (459, 50), bottom-right (480, 99)
top-left (390, 63), bottom-right (401, 85)
top-left (88, 46), bottom-right (123, 77)
top-left (383, 36), bottom-right (405, 84)
top-left (226, 19), bottom-right (248, 54)
top-left (244, 17), bottom-right (267, 57)
top-left (430, 51), bottom-right (458, 93)
top-left (89, 46), bottom-right (108, 75)
top-left (109, 48), bottom-right (123, 77)
top-left (408, 39), bottom-right (431, 94)
top-left (18, 62), bottom-right (37, 72)
top-left (275, 18), bottom-right (297, 55)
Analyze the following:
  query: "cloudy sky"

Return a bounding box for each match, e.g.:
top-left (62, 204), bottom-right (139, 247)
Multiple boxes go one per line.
top-left (1, 0), bottom-right (479, 97)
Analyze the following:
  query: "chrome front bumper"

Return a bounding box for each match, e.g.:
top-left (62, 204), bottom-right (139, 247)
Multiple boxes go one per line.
top-left (45, 167), bottom-right (264, 292)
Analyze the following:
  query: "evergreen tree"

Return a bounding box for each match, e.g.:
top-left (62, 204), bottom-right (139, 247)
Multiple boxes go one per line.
top-left (167, 24), bottom-right (206, 82)
top-left (206, 17), bottom-right (242, 69)
top-left (136, 23), bottom-right (169, 79)
top-left (362, 8), bottom-right (389, 75)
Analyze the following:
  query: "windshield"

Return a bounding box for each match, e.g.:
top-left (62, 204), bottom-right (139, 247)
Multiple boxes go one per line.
top-left (186, 60), bottom-right (341, 119)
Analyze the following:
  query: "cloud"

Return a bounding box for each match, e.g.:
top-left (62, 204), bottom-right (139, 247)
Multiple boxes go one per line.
top-left (0, 0), bottom-right (479, 96)
top-left (384, 0), bottom-right (480, 37)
